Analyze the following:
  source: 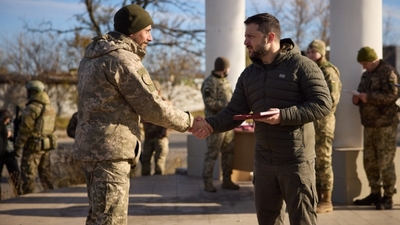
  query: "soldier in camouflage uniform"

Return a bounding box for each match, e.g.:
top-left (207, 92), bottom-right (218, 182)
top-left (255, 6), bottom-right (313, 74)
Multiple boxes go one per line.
top-left (140, 81), bottom-right (170, 176)
top-left (352, 46), bottom-right (399, 210)
top-left (201, 57), bottom-right (239, 192)
top-left (74, 4), bottom-right (211, 225)
top-left (0, 109), bottom-right (21, 198)
top-left (307, 40), bottom-right (342, 213)
top-left (14, 80), bottom-right (57, 195)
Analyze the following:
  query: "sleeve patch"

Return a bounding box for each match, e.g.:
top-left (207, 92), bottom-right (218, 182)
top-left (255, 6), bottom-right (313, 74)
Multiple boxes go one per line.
top-left (138, 67), bottom-right (156, 92)
top-left (204, 88), bottom-right (211, 97)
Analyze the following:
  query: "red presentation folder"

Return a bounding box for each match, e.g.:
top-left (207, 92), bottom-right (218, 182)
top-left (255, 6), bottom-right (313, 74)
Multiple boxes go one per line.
top-left (233, 110), bottom-right (279, 120)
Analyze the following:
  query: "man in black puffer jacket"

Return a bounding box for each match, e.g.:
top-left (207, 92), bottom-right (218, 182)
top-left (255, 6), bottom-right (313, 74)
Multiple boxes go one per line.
top-left (193, 13), bottom-right (332, 225)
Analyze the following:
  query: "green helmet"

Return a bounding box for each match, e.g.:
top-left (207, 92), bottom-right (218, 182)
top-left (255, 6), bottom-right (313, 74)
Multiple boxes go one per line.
top-left (26, 80), bottom-right (45, 92)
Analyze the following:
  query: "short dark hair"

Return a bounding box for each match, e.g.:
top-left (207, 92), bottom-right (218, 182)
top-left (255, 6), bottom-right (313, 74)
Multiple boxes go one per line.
top-left (244, 13), bottom-right (281, 40)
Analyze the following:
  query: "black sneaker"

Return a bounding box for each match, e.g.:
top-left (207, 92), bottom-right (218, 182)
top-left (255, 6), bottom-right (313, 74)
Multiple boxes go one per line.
top-left (376, 196), bottom-right (393, 210)
top-left (353, 193), bottom-right (382, 205)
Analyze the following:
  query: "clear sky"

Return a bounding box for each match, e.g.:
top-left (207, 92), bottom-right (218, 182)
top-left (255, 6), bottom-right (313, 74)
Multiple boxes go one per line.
top-left (0, 0), bottom-right (399, 45)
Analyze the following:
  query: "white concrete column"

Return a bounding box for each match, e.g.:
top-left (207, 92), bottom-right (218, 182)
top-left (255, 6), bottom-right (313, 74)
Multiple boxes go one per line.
top-left (205, 0), bottom-right (246, 89)
top-left (330, 0), bottom-right (383, 204)
top-left (331, 0), bottom-right (382, 148)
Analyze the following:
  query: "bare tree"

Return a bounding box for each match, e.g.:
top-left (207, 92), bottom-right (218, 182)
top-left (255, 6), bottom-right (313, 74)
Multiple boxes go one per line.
top-left (1, 33), bottom-right (67, 76)
top-left (312, 0), bottom-right (330, 45)
top-left (383, 10), bottom-right (400, 46)
top-left (248, 0), bottom-right (330, 50)
top-left (26, 0), bottom-right (205, 59)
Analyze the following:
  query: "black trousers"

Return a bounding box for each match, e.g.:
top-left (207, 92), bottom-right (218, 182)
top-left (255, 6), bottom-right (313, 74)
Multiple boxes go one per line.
top-left (254, 160), bottom-right (318, 225)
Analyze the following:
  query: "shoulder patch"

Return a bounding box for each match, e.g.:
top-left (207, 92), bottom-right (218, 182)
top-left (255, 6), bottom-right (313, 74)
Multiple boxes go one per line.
top-left (203, 88), bottom-right (211, 97)
top-left (138, 67), bottom-right (156, 92)
top-left (137, 67), bottom-right (147, 76)
top-left (138, 67), bottom-right (152, 85)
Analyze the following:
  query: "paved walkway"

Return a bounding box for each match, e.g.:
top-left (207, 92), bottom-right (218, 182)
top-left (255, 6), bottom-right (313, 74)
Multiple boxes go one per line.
top-left (1, 132), bottom-right (400, 224)
top-left (1, 174), bottom-right (400, 225)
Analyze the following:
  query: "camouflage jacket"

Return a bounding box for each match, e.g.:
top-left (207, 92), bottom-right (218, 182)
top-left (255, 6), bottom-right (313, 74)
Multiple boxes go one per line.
top-left (74, 31), bottom-right (193, 162)
top-left (14, 91), bottom-right (56, 156)
top-left (318, 58), bottom-right (342, 113)
top-left (201, 72), bottom-right (232, 117)
top-left (356, 60), bottom-right (399, 127)
top-left (143, 122), bottom-right (168, 139)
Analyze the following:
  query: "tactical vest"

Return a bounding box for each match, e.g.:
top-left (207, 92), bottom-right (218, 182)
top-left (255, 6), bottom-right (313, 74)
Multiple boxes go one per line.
top-left (28, 101), bottom-right (57, 151)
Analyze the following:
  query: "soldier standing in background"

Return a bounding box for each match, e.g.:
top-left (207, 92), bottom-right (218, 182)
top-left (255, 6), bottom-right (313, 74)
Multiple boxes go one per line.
top-left (352, 46), bottom-right (399, 210)
top-left (74, 4), bottom-right (211, 224)
top-left (307, 39), bottom-right (342, 213)
top-left (14, 80), bottom-right (57, 194)
top-left (140, 81), bottom-right (170, 176)
top-left (201, 57), bottom-right (239, 192)
top-left (0, 109), bottom-right (21, 198)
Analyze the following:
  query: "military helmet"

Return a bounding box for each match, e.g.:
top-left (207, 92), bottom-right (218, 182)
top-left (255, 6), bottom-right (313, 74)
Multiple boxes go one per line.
top-left (26, 80), bottom-right (45, 92)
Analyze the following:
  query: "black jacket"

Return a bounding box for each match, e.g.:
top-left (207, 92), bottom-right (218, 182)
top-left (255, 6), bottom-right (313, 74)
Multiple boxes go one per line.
top-left (206, 38), bottom-right (332, 165)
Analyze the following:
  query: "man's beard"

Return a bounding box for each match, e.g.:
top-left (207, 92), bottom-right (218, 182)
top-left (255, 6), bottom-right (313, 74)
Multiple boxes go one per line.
top-left (249, 39), bottom-right (268, 58)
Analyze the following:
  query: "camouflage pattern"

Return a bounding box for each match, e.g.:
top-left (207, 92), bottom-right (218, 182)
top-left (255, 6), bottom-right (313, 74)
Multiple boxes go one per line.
top-left (75, 31), bottom-right (194, 224)
top-left (0, 119), bottom-right (21, 198)
top-left (201, 72), bottom-right (232, 117)
top-left (201, 72), bottom-right (234, 181)
top-left (6, 122), bottom-right (14, 152)
top-left (355, 60), bottom-right (399, 197)
top-left (81, 159), bottom-right (131, 225)
top-left (363, 125), bottom-right (397, 197)
top-left (203, 130), bottom-right (235, 181)
top-left (314, 59), bottom-right (342, 191)
top-left (74, 31), bottom-right (193, 163)
top-left (14, 91), bottom-right (56, 194)
top-left (20, 150), bottom-right (53, 193)
top-left (140, 135), bottom-right (169, 176)
top-left (356, 60), bottom-right (399, 127)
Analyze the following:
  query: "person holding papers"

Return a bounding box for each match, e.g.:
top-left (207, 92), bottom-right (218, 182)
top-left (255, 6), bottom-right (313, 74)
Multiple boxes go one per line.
top-left (352, 46), bottom-right (399, 210)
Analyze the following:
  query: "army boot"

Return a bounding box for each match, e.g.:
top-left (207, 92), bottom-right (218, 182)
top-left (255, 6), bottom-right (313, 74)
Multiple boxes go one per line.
top-left (376, 196), bottom-right (393, 210)
top-left (221, 179), bottom-right (240, 190)
top-left (353, 193), bottom-right (382, 206)
top-left (204, 180), bottom-right (216, 192)
top-left (316, 190), bottom-right (333, 213)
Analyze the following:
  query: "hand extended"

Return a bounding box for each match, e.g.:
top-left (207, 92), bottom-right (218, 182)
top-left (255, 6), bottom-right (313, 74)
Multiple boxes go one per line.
top-left (254, 108), bottom-right (281, 125)
top-left (188, 116), bottom-right (213, 139)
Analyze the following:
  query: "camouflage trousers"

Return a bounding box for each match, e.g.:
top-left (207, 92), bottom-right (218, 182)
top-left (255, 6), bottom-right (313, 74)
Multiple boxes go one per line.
top-left (20, 149), bottom-right (54, 194)
top-left (314, 112), bottom-right (336, 191)
top-left (202, 130), bottom-right (234, 181)
top-left (81, 159), bottom-right (131, 225)
top-left (140, 137), bottom-right (169, 176)
top-left (364, 125), bottom-right (397, 197)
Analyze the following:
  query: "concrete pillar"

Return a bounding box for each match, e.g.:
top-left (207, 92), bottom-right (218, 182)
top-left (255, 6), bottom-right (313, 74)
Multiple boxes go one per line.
top-left (205, 0), bottom-right (246, 89)
top-left (330, 0), bottom-right (386, 204)
top-left (331, 0), bottom-right (382, 148)
top-left (186, 0), bottom-right (246, 180)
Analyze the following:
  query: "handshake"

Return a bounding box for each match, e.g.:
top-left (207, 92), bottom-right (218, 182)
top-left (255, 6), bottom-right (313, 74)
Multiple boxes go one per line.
top-left (188, 116), bottom-right (213, 139)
